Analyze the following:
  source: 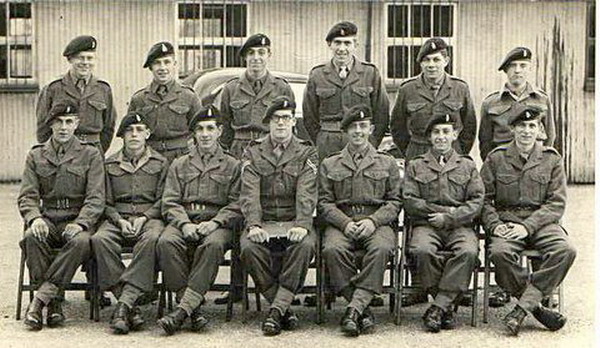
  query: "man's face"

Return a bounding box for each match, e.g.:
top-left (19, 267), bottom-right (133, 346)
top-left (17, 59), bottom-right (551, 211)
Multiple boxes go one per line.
top-left (512, 119), bottom-right (540, 148)
top-left (328, 37), bottom-right (357, 66)
top-left (429, 124), bottom-right (458, 153)
top-left (504, 59), bottom-right (531, 87)
top-left (50, 115), bottom-right (80, 144)
top-left (68, 51), bottom-right (96, 79)
top-left (269, 109), bottom-right (296, 142)
top-left (420, 51), bottom-right (449, 81)
top-left (346, 120), bottom-right (373, 147)
top-left (150, 55), bottom-right (177, 84)
top-left (123, 124), bottom-right (150, 152)
top-left (244, 47), bottom-right (271, 75)
top-left (193, 120), bottom-right (222, 151)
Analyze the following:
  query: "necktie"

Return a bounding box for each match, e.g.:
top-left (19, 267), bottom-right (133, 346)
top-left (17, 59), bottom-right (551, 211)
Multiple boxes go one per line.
top-left (76, 79), bottom-right (86, 94)
top-left (157, 85), bottom-right (168, 99)
top-left (353, 152), bottom-right (362, 165)
top-left (339, 66), bottom-right (348, 80)
top-left (439, 155), bottom-right (446, 166)
top-left (253, 80), bottom-right (262, 94)
top-left (57, 146), bottom-right (66, 161)
top-left (431, 84), bottom-right (441, 97)
top-left (273, 143), bottom-right (284, 160)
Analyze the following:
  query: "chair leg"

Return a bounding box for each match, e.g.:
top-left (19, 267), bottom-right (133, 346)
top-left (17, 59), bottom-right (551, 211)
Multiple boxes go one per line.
top-left (157, 282), bottom-right (166, 318)
top-left (242, 268), bottom-right (249, 316)
top-left (16, 249), bottom-right (26, 321)
top-left (558, 283), bottom-right (564, 313)
top-left (483, 247), bottom-right (491, 324)
top-left (226, 257), bottom-right (235, 322)
top-left (471, 267), bottom-right (479, 327)
top-left (316, 249), bottom-right (323, 324)
top-left (167, 291), bottom-right (173, 311)
top-left (89, 259), bottom-right (100, 322)
top-left (255, 291), bottom-right (261, 312)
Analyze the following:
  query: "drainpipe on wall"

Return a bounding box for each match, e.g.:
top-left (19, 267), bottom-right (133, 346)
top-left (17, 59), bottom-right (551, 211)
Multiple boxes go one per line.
top-left (365, 1), bottom-right (373, 62)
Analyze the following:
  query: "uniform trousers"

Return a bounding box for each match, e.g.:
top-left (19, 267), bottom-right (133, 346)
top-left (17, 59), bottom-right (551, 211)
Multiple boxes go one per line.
top-left (489, 223), bottom-right (576, 311)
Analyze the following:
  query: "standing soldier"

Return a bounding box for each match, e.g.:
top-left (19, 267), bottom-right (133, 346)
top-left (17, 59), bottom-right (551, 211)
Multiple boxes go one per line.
top-left (90, 112), bottom-right (169, 335)
top-left (391, 37), bottom-right (476, 161)
top-left (128, 41), bottom-right (202, 163)
top-left (220, 33), bottom-right (295, 158)
top-left (303, 21), bottom-right (390, 160)
top-left (36, 35), bottom-right (117, 154)
top-left (19, 102), bottom-right (105, 330)
top-left (240, 96), bottom-right (318, 336)
top-left (319, 105), bottom-right (401, 337)
top-left (218, 33), bottom-right (294, 305)
top-left (156, 106), bottom-right (242, 335)
top-left (403, 113), bottom-right (484, 333)
top-left (479, 47), bottom-right (556, 161)
top-left (481, 107), bottom-right (575, 336)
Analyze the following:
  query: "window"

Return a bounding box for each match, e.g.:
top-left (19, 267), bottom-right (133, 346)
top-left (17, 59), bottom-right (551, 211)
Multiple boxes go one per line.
top-left (385, 3), bottom-right (455, 80)
top-left (0, 1), bottom-right (33, 85)
top-left (177, 2), bottom-right (247, 77)
top-left (584, 1), bottom-right (594, 92)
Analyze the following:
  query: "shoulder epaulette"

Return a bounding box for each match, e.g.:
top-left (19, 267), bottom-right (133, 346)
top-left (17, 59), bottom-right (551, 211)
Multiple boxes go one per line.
top-left (483, 90), bottom-right (501, 101)
top-left (310, 63), bottom-right (326, 72)
top-left (376, 149), bottom-right (394, 157)
top-left (324, 150), bottom-right (342, 159)
top-left (542, 146), bottom-right (560, 155)
top-left (489, 145), bottom-right (508, 155)
top-left (31, 143), bottom-right (44, 149)
top-left (360, 60), bottom-right (376, 68)
top-left (459, 154), bottom-right (475, 161)
top-left (272, 75), bottom-right (289, 83)
top-left (399, 76), bottom-right (419, 87)
top-left (448, 75), bottom-right (467, 84)
top-left (47, 76), bottom-right (63, 86)
top-left (132, 86), bottom-right (147, 96)
top-left (181, 84), bottom-right (195, 93)
top-left (95, 77), bottom-right (111, 87)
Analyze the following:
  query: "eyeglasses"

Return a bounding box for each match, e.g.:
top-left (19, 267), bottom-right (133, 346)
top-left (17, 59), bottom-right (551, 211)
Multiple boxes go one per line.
top-left (270, 114), bottom-right (294, 123)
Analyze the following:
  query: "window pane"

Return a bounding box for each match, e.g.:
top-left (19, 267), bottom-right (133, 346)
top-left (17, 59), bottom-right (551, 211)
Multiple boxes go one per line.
top-left (387, 46), bottom-right (409, 79)
top-left (9, 17), bottom-right (32, 37)
top-left (178, 3), bottom-right (200, 20)
top-left (0, 45), bottom-right (7, 79)
top-left (589, 5), bottom-right (596, 38)
top-left (433, 5), bottom-right (453, 37)
top-left (203, 4), bottom-right (224, 37)
top-left (388, 5), bottom-right (408, 38)
top-left (0, 4), bottom-right (6, 37)
top-left (226, 46), bottom-right (242, 67)
top-left (178, 47), bottom-right (201, 77)
top-left (411, 5), bottom-right (431, 37)
top-left (225, 4), bottom-right (246, 37)
top-left (9, 3), bottom-right (31, 19)
top-left (203, 46), bottom-right (223, 69)
top-left (10, 44), bottom-right (31, 78)
top-left (588, 41), bottom-right (595, 79)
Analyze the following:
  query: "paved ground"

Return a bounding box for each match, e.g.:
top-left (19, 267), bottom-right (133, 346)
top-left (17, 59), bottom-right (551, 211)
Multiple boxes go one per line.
top-left (0, 184), bottom-right (595, 348)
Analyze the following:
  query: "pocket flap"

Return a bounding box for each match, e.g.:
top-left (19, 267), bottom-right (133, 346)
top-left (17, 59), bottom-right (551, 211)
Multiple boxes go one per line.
top-left (497, 173), bottom-right (520, 184)
top-left (36, 166), bottom-right (56, 177)
top-left (88, 100), bottom-right (107, 111)
top-left (168, 104), bottom-right (191, 114)
top-left (406, 102), bottom-right (428, 112)
top-left (414, 173), bottom-right (437, 184)
top-left (210, 173), bottom-right (232, 184)
top-left (282, 164), bottom-right (300, 177)
top-left (448, 174), bottom-right (470, 185)
top-left (352, 86), bottom-right (373, 97)
top-left (141, 162), bottom-right (163, 175)
top-left (230, 100), bottom-right (250, 109)
top-left (180, 170), bottom-right (201, 183)
top-left (363, 170), bottom-right (390, 180)
top-left (66, 166), bottom-right (86, 177)
top-left (443, 100), bottom-right (463, 111)
top-left (487, 104), bottom-right (511, 115)
top-left (316, 88), bottom-right (337, 99)
top-left (326, 170), bottom-right (352, 182)
top-left (106, 165), bottom-right (126, 177)
top-left (530, 172), bottom-right (550, 184)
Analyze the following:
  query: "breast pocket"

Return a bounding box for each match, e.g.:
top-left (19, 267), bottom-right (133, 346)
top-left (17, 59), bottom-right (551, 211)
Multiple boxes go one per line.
top-left (496, 173), bottom-right (520, 204)
top-left (209, 173), bottom-right (233, 201)
top-left (406, 102), bottom-right (429, 135)
top-left (35, 165), bottom-right (57, 194)
top-left (180, 171), bottom-right (201, 200)
top-left (414, 172), bottom-right (438, 200)
top-left (230, 99), bottom-right (251, 125)
top-left (326, 170), bottom-right (352, 200)
top-left (60, 165), bottom-right (87, 194)
top-left (447, 172), bottom-right (470, 201)
top-left (526, 170), bottom-right (550, 203)
top-left (167, 103), bottom-right (191, 132)
top-left (316, 88), bottom-right (339, 115)
top-left (351, 86), bottom-right (373, 105)
top-left (363, 170), bottom-right (390, 199)
top-left (87, 99), bottom-right (107, 128)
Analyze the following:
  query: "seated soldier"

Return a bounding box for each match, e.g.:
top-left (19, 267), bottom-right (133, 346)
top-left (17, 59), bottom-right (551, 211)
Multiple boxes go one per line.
top-left (240, 96), bottom-right (318, 336)
top-left (403, 113), bottom-right (484, 332)
top-left (481, 107), bottom-right (576, 336)
top-left (90, 112), bottom-right (169, 334)
top-left (18, 102), bottom-right (105, 330)
top-left (319, 105), bottom-right (401, 337)
top-left (156, 106), bottom-right (241, 335)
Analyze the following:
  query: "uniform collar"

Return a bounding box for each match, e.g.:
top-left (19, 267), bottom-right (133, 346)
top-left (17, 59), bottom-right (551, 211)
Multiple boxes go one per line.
top-left (270, 135), bottom-right (293, 150)
top-left (67, 70), bottom-right (92, 85)
top-left (151, 79), bottom-right (176, 94)
top-left (331, 56), bottom-right (355, 72)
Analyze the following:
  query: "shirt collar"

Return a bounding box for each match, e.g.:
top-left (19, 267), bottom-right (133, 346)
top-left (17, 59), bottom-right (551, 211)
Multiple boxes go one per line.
top-left (421, 73), bottom-right (446, 90)
top-left (332, 56), bottom-right (355, 72)
top-left (68, 70), bottom-right (91, 85)
top-left (151, 79), bottom-right (176, 94)
top-left (270, 135), bottom-right (292, 150)
top-left (51, 137), bottom-right (75, 153)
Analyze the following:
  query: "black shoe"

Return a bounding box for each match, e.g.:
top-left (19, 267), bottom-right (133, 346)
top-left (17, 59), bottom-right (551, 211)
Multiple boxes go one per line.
top-left (340, 307), bottom-right (360, 337)
top-left (402, 292), bottom-right (428, 307)
top-left (24, 298), bottom-right (45, 331)
top-left (281, 309), bottom-right (299, 331)
top-left (541, 296), bottom-right (558, 309)
top-left (86, 291), bottom-right (112, 308)
top-left (457, 293), bottom-right (473, 307)
top-left (502, 305), bottom-right (528, 336)
top-left (303, 294), bottom-right (336, 307)
top-left (291, 297), bottom-right (301, 306)
top-left (262, 309), bottom-right (283, 336)
top-left (128, 306), bottom-right (144, 331)
top-left (489, 290), bottom-right (510, 308)
top-left (532, 306), bottom-right (567, 331)
top-left (441, 309), bottom-right (456, 330)
top-left (358, 308), bottom-right (375, 335)
top-left (422, 305), bottom-right (444, 333)
top-left (214, 291), bottom-right (243, 305)
top-left (157, 308), bottom-right (188, 336)
top-left (369, 296), bottom-right (384, 307)
top-left (135, 290), bottom-right (159, 306)
top-left (46, 299), bottom-right (65, 328)
top-left (110, 302), bottom-right (131, 335)
top-left (190, 307), bottom-right (209, 332)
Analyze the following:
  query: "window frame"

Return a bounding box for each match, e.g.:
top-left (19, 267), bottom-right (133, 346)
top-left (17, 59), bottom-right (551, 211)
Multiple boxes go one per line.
top-left (584, 0), bottom-right (595, 92)
top-left (176, 0), bottom-right (248, 78)
top-left (0, 0), bottom-right (36, 91)
top-left (384, 1), bottom-right (457, 83)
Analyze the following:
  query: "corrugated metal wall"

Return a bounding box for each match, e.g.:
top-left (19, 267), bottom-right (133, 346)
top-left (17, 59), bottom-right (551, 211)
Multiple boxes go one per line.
top-left (0, 0), bottom-right (594, 182)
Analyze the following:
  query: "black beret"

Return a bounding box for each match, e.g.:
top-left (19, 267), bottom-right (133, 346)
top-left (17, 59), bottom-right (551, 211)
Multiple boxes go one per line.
top-left (116, 112), bottom-right (151, 138)
top-left (239, 34), bottom-right (271, 58)
top-left (341, 104), bottom-right (372, 131)
top-left (416, 38), bottom-right (448, 62)
top-left (498, 47), bottom-right (532, 71)
top-left (143, 41), bottom-right (175, 68)
top-left (47, 102), bottom-right (79, 125)
top-left (63, 35), bottom-right (97, 57)
top-left (425, 113), bottom-right (458, 135)
top-left (263, 96), bottom-right (296, 124)
top-left (509, 105), bottom-right (542, 126)
top-left (189, 105), bottom-right (220, 131)
top-left (325, 21), bottom-right (358, 42)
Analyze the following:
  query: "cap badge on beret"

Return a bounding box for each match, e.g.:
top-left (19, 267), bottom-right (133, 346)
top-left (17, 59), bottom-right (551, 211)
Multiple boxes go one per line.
top-left (431, 42), bottom-right (436, 50)
top-left (360, 111), bottom-right (365, 119)
top-left (134, 114), bottom-right (141, 122)
top-left (283, 100), bottom-right (288, 108)
top-left (261, 37), bottom-right (266, 45)
top-left (91, 41), bottom-right (96, 49)
top-left (525, 111), bottom-right (532, 119)
top-left (445, 114), bottom-right (450, 122)
top-left (161, 44), bottom-right (167, 53)
top-left (523, 49), bottom-right (528, 58)
top-left (207, 108), bottom-right (212, 116)
top-left (340, 29), bottom-right (345, 35)
top-left (66, 106), bottom-right (72, 114)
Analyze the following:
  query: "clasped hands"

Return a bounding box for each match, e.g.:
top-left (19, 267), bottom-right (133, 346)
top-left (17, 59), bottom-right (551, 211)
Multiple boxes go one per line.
top-left (247, 226), bottom-right (308, 244)
top-left (493, 222), bottom-right (528, 240)
top-left (343, 219), bottom-right (376, 240)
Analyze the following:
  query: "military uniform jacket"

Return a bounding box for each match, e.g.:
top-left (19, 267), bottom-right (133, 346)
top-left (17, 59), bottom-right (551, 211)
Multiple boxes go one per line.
top-left (480, 141), bottom-right (566, 236)
top-left (403, 149), bottom-right (484, 228)
top-left (220, 71), bottom-right (295, 149)
top-left (104, 147), bottom-right (169, 225)
top-left (478, 83), bottom-right (555, 161)
top-left (318, 144), bottom-right (401, 230)
top-left (18, 138), bottom-right (105, 229)
top-left (391, 73), bottom-right (476, 156)
top-left (241, 136), bottom-right (318, 230)
top-left (161, 145), bottom-right (241, 230)
top-left (128, 80), bottom-right (202, 145)
top-left (36, 74), bottom-right (117, 152)
top-left (303, 58), bottom-right (390, 146)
